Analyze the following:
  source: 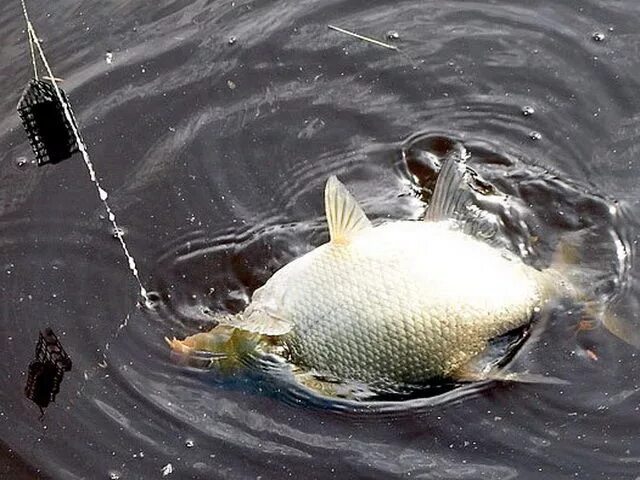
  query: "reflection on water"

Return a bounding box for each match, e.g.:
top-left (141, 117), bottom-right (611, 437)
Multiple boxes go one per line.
top-left (2, 0), bottom-right (640, 478)
top-left (24, 328), bottom-right (72, 415)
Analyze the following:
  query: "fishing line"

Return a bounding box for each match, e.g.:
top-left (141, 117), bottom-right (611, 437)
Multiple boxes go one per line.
top-left (16, 0), bottom-right (160, 399)
top-left (19, 0), bottom-right (38, 80)
top-left (18, 0), bottom-right (150, 305)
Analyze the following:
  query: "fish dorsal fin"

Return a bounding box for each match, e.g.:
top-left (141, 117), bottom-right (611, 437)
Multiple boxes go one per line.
top-left (324, 176), bottom-right (372, 244)
top-left (424, 146), bottom-right (473, 221)
top-left (424, 146), bottom-right (498, 240)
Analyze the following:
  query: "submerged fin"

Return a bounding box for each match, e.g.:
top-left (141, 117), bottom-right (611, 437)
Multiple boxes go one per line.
top-left (473, 370), bottom-right (569, 385)
top-left (424, 145), bottom-right (498, 239)
top-left (452, 333), bottom-right (568, 385)
top-left (600, 311), bottom-right (640, 348)
top-left (324, 176), bottom-right (372, 244)
top-left (581, 301), bottom-right (640, 349)
top-left (291, 366), bottom-right (379, 400)
top-left (551, 230), bottom-right (640, 348)
top-left (454, 360), bottom-right (568, 385)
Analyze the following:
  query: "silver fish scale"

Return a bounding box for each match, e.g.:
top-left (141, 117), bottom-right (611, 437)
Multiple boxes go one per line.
top-left (252, 221), bottom-right (552, 386)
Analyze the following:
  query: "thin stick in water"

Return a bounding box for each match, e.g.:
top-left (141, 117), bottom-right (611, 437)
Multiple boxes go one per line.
top-left (327, 25), bottom-right (398, 51)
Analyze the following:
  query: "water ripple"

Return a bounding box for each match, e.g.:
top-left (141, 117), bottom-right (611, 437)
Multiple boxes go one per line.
top-left (2, 0), bottom-right (640, 478)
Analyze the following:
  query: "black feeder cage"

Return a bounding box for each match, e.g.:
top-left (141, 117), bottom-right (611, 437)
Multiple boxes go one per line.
top-left (17, 79), bottom-right (80, 165)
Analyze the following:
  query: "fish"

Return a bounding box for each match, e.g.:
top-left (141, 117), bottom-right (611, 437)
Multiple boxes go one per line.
top-left (167, 145), bottom-right (632, 392)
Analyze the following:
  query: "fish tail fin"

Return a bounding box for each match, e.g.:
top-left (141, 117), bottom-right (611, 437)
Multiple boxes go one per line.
top-left (550, 229), bottom-right (607, 299)
top-left (550, 230), bottom-right (640, 348)
top-left (596, 307), bottom-right (640, 348)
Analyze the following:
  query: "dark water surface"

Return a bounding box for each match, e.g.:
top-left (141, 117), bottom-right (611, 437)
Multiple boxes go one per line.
top-left (2, 0), bottom-right (640, 478)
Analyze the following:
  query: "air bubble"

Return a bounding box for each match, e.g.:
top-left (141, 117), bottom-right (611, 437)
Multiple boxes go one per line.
top-left (522, 106), bottom-right (535, 116)
top-left (144, 291), bottom-right (162, 309)
top-left (386, 30), bottom-right (400, 40)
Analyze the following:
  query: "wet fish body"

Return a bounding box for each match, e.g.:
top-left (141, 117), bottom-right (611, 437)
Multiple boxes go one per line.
top-left (206, 148), bottom-right (570, 387)
top-left (246, 219), bottom-right (556, 385)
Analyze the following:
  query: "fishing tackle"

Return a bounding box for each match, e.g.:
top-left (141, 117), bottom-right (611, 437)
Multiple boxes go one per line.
top-left (17, 78), bottom-right (80, 165)
top-left (24, 328), bottom-right (72, 414)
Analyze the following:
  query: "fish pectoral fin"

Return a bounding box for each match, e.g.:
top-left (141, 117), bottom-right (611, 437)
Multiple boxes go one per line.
top-left (454, 361), bottom-right (568, 385)
top-left (291, 368), bottom-right (378, 400)
top-left (324, 175), bottom-right (372, 245)
top-left (230, 309), bottom-right (293, 336)
top-left (424, 144), bottom-right (498, 241)
top-left (471, 369), bottom-right (568, 385)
